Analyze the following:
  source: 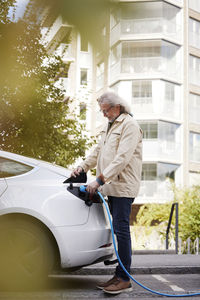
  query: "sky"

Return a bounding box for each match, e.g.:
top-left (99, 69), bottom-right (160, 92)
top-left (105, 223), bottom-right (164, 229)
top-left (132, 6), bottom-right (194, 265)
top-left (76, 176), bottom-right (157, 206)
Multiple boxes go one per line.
top-left (8, 0), bottom-right (29, 21)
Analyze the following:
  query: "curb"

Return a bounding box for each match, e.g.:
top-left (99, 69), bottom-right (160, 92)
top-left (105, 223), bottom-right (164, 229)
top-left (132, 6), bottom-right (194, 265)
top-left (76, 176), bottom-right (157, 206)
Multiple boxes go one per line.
top-left (74, 266), bottom-right (200, 275)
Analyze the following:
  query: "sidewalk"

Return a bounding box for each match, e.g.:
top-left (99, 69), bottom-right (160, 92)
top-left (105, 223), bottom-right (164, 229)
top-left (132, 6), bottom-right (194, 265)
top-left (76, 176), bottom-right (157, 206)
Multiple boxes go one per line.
top-left (76, 254), bottom-right (200, 275)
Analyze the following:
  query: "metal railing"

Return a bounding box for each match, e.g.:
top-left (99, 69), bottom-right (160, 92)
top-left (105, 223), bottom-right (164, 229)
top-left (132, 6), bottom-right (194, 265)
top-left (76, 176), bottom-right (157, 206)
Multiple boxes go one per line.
top-left (166, 202), bottom-right (179, 254)
top-left (178, 237), bottom-right (200, 255)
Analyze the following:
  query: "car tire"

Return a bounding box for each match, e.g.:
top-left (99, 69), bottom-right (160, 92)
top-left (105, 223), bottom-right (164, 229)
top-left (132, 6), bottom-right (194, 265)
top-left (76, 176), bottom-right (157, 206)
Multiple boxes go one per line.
top-left (0, 216), bottom-right (55, 291)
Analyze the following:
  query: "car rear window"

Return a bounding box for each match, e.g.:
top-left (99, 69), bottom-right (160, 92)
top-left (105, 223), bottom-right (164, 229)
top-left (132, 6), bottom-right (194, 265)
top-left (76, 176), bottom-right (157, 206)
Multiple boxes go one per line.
top-left (0, 157), bottom-right (33, 178)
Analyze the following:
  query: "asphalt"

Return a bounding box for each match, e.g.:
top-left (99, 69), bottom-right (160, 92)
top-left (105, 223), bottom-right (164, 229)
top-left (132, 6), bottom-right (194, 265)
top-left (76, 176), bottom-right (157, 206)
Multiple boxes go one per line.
top-left (75, 253), bottom-right (200, 275)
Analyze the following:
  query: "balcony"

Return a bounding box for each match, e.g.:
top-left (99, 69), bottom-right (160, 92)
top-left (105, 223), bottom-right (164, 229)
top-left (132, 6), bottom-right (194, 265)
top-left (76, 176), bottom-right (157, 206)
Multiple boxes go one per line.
top-left (56, 43), bottom-right (74, 62)
top-left (137, 180), bottom-right (174, 203)
top-left (110, 18), bottom-right (181, 46)
top-left (110, 57), bottom-right (180, 83)
top-left (44, 16), bottom-right (72, 52)
top-left (133, 98), bottom-right (181, 120)
top-left (143, 140), bottom-right (181, 162)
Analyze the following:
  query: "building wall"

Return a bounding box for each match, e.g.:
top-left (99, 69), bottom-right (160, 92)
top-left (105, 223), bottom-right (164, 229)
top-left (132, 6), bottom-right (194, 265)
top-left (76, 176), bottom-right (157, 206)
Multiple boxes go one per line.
top-left (43, 0), bottom-right (200, 203)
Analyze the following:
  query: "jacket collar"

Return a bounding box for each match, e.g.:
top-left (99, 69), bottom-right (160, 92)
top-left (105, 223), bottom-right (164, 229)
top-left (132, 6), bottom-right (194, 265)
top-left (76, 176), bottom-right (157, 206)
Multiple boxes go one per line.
top-left (103, 113), bottom-right (127, 133)
top-left (114, 113), bottom-right (127, 122)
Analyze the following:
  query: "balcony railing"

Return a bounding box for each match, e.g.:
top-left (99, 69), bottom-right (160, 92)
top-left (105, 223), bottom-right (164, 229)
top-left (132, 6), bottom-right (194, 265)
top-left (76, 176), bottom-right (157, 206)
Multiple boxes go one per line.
top-left (143, 140), bottom-right (181, 161)
top-left (44, 16), bottom-right (71, 51)
top-left (132, 99), bottom-right (181, 119)
top-left (110, 57), bottom-right (180, 82)
top-left (110, 18), bottom-right (181, 46)
top-left (138, 180), bottom-right (174, 202)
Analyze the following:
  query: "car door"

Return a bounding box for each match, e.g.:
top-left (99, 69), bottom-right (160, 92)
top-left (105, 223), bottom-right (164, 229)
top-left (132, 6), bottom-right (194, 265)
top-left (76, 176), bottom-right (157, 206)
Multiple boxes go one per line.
top-left (0, 179), bottom-right (7, 197)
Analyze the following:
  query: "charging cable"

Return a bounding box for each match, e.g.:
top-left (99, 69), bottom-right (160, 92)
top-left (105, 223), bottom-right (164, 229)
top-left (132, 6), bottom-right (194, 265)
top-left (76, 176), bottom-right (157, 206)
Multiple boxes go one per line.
top-left (79, 186), bottom-right (200, 297)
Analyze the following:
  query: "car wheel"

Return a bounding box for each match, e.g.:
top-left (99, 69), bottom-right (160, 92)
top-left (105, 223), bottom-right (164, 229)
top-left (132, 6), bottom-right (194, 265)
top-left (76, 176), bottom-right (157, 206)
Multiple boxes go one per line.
top-left (0, 217), bottom-right (55, 291)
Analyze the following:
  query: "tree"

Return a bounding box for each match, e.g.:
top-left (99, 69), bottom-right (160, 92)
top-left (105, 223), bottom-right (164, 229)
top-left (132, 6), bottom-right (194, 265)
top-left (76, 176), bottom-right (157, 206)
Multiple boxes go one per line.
top-left (136, 185), bottom-right (200, 243)
top-left (25, 0), bottom-right (116, 51)
top-left (0, 2), bottom-right (91, 167)
top-left (0, 0), bottom-right (16, 25)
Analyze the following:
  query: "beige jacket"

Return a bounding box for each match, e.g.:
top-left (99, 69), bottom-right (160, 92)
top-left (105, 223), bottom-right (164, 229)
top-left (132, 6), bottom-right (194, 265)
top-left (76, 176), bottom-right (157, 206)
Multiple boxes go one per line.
top-left (80, 113), bottom-right (143, 198)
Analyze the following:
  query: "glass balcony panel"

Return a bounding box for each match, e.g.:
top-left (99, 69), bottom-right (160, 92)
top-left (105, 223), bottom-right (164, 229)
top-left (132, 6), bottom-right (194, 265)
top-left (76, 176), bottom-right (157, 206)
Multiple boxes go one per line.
top-left (120, 19), bottom-right (179, 40)
top-left (143, 140), bottom-right (181, 161)
top-left (133, 100), bottom-right (181, 119)
top-left (121, 18), bottom-right (162, 35)
top-left (138, 180), bottom-right (173, 202)
top-left (121, 57), bottom-right (163, 74)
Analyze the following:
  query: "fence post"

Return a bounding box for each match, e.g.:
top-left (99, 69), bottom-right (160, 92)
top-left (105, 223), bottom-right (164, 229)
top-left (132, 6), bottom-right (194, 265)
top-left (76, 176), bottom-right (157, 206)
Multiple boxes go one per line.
top-left (175, 203), bottom-right (179, 254)
top-left (166, 202), bottom-right (179, 253)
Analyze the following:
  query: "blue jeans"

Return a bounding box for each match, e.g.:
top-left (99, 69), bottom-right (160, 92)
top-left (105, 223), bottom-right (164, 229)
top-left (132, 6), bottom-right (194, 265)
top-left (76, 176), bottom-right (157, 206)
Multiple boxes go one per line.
top-left (108, 196), bottom-right (134, 281)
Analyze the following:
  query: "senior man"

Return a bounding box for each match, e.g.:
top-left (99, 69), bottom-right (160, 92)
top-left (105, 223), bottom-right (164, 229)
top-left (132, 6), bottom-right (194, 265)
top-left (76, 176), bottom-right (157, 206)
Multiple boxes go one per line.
top-left (71, 91), bottom-right (142, 295)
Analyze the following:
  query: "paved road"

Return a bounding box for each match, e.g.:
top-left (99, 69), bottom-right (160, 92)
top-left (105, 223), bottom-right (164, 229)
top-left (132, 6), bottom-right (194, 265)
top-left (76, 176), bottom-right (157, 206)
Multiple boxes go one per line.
top-left (0, 274), bottom-right (200, 300)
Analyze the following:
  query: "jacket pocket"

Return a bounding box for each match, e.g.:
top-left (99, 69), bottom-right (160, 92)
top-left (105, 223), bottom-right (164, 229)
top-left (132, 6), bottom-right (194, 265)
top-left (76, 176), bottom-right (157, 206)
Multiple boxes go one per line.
top-left (108, 132), bottom-right (120, 150)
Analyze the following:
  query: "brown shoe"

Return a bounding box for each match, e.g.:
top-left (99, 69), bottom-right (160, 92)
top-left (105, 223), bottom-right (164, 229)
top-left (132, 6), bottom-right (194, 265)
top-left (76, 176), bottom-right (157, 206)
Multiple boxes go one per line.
top-left (96, 275), bottom-right (118, 290)
top-left (103, 277), bottom-right (132, 294)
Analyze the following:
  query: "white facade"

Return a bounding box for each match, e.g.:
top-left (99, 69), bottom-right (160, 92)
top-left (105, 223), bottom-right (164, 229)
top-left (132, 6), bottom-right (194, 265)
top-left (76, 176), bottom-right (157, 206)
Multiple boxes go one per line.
top-left (43, 0), bottom-right (200, 204)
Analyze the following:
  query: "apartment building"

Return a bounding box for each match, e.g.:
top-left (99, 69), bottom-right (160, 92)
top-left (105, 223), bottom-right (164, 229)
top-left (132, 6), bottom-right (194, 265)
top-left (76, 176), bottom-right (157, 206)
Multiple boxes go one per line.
top-left (42, 0), bottom-right (200, 204)
top-left (42, 15), bottom-right (95, 135)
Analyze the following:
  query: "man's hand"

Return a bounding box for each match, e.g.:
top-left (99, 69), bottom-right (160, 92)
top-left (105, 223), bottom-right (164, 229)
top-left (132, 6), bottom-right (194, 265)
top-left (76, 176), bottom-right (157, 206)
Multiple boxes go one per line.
top-left (71, 166), bottom-right (83, 177)
top-left (86, 180), bottom-right (100, 194)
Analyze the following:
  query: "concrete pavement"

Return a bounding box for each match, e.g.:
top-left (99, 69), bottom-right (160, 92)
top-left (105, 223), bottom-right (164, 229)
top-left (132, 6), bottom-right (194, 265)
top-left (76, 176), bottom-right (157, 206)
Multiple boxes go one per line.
top-left (75, 254), bottom-right (200, 275)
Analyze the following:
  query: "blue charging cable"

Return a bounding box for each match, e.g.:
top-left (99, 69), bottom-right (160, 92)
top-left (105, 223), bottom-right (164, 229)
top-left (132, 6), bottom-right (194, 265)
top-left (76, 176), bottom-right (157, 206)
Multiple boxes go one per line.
top-left (80, 186), bottom-right (200, 297)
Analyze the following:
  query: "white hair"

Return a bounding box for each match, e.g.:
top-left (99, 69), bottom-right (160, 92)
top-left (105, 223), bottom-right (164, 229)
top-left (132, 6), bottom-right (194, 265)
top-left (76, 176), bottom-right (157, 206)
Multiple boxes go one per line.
top-left (97, 91), bottom-right (131, 114)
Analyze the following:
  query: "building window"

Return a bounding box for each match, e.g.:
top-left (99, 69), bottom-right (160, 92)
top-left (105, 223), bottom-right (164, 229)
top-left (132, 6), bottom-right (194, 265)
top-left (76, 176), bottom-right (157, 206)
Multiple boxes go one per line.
top-left (80, 36), bottom-right (88, 52)
top-left (157, 163), bottom-right (179, 181)
top-left (132, 80), bottom-right (152, 104)
top-left (80, 69), bottom-right (88, 85)
top-left (0, 157), bottom-right (33, 178)
top-left (158, 121), bottom-right (180, 143)
top-left (189, 55), bottom-right (200, 86)
top-left (80, 103), bottom-right (86, 120)
top-left (165, 82), bottom-right (175, 102)
top-left (142, 164), bottom-right (157, 181)
top-left (189, 0), bottom-right (200, 13)
top-left (189, 132), bottom-right (200, 162)
top-left (189, 18), bottom-right (200, 49)
top-left (139, 122), bottom-right (158, 139)
top-left (189, 93), bottom-right (200, 124)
